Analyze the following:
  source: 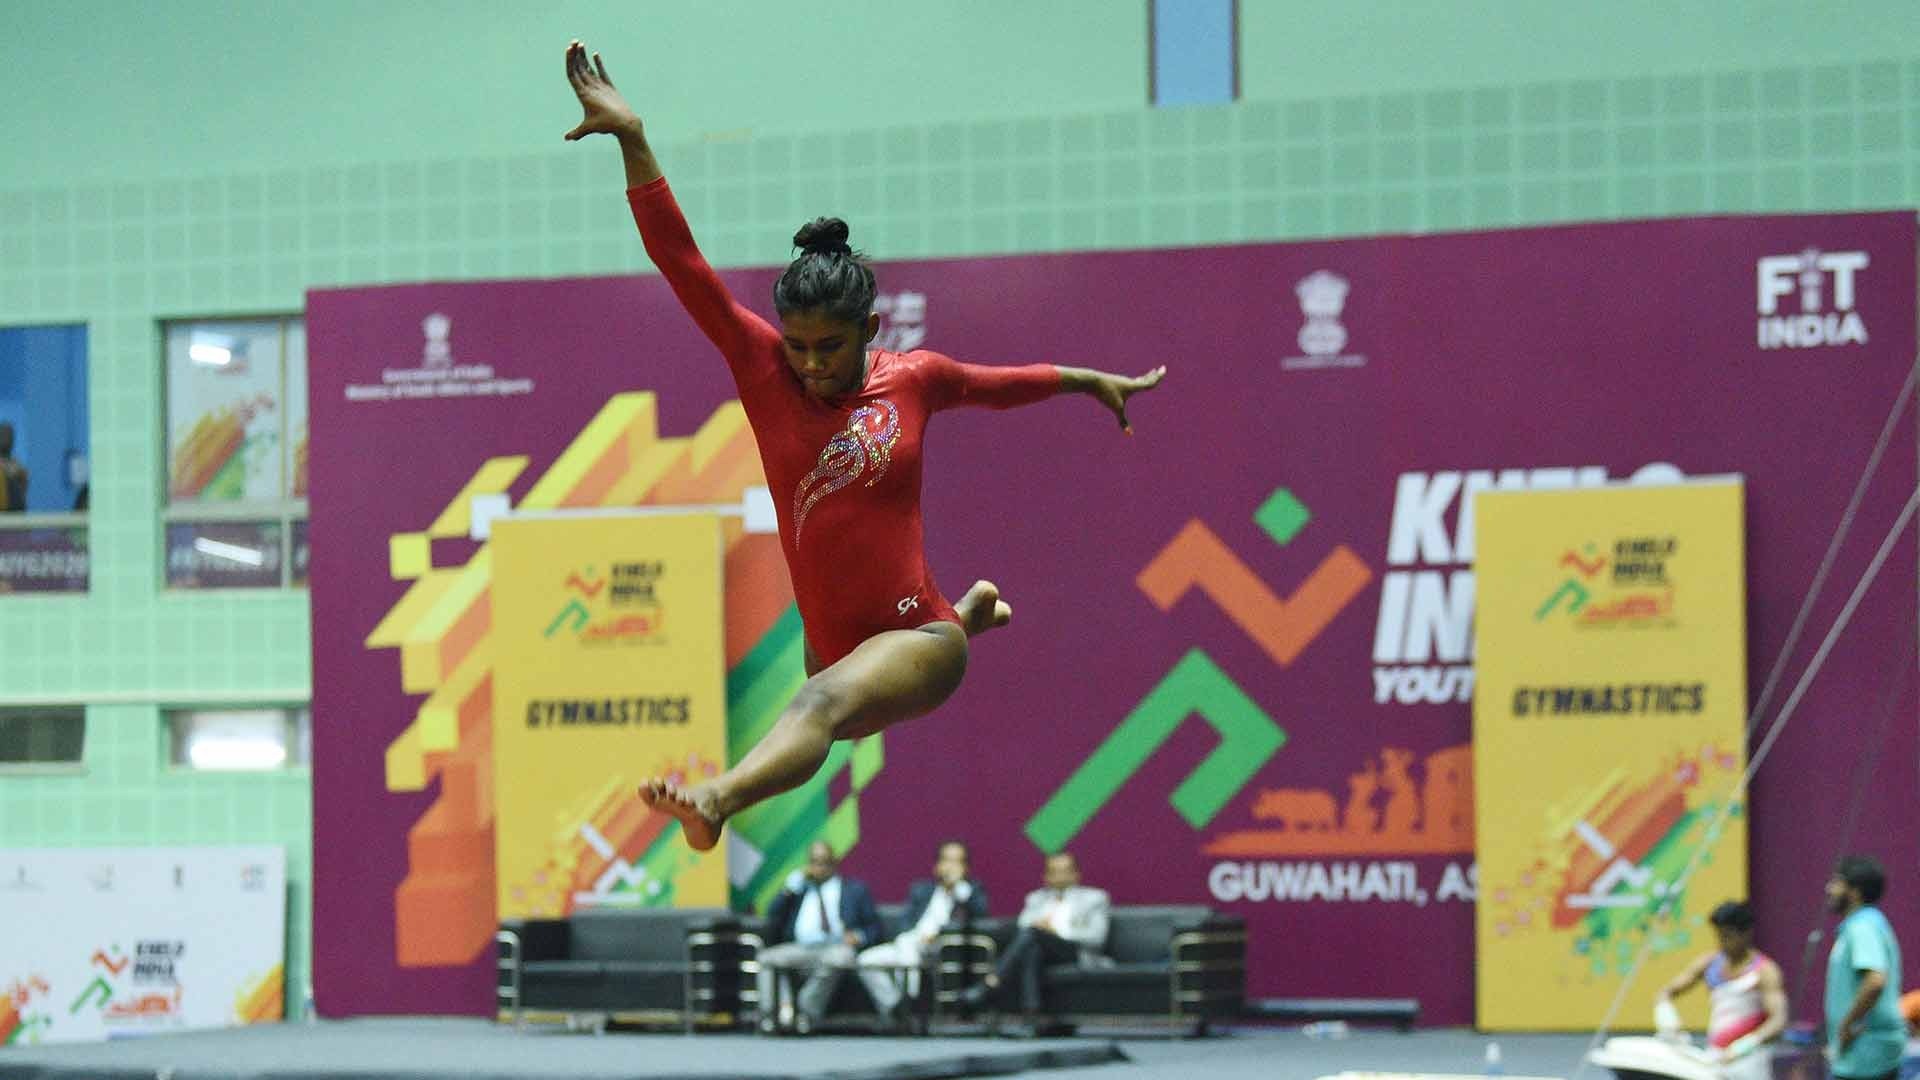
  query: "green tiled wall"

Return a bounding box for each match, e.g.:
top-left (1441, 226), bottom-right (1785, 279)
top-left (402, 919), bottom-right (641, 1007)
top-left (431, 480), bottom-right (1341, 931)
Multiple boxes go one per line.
top-left (1, 0), bottom-right (1916, 1008)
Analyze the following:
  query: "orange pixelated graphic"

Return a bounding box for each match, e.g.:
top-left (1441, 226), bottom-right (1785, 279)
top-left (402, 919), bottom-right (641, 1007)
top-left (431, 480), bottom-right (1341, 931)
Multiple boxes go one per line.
top-left (1205, 745), bottom-right (1474, 856)
top-left (372, 392), bottom-right (789, 967)
top-left (1137, 519), bottom-right (1372, 667)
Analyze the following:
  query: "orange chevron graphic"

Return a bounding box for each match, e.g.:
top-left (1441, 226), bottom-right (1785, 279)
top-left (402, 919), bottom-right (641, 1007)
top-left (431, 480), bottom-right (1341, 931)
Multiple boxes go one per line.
top-left (1137, 519), bottom-right (1372, 666)
top-left (1559, 550), bottom-right (1607, 578)
top-left (564, 573), bottom-right (606, 597)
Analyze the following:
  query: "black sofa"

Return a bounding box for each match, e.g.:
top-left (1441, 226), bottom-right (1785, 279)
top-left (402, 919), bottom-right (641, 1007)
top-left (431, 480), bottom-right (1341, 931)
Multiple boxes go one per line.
top-left (740, 903), bottom-right (1243, 1037)
top-left (497, 903), bottom-right (1244, 1037)
top-left (973, 904), bottom-right (1246, 1036)
top-left (495, 907), bottom-right (745, 1031)
top-left (739, 903), bottom-right (996, 1033)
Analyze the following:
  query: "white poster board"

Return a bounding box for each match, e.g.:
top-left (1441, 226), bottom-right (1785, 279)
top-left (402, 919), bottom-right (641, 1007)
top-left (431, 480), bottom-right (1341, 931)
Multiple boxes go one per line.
top-left (0, 846), bottom-right (286, 1045)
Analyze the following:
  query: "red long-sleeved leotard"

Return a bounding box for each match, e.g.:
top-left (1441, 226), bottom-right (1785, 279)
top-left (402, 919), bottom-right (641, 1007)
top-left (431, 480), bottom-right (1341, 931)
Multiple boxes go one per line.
top-left (629, 178), bottom-right (1062, 668)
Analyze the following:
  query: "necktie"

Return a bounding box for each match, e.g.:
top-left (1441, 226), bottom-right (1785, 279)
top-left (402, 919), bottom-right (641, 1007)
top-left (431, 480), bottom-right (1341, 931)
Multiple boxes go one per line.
top-left (817, 883), bottom-right (832, 934)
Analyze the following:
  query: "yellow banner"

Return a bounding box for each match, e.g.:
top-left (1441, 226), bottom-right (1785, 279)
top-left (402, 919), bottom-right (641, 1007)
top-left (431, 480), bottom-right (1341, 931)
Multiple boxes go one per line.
top-left (489, 513), bottom-right (729, 918)
top-left (1473, 481), bottom-right (1748, 1030)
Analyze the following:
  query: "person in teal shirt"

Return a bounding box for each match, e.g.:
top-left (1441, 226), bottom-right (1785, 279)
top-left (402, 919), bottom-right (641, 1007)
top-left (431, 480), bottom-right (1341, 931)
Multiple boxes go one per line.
top-left (1825, 855), bottom-right (1905, 1080)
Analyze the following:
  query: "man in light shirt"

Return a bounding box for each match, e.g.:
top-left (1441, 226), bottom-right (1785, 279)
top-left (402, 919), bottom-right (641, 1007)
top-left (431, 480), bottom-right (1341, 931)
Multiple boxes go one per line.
top-left (857, 840), bottom-right (990, 1029)
top-left (756, 841), bottom-right (884, 1034)
top-left (962, 851), bottom-right (1109, 1033)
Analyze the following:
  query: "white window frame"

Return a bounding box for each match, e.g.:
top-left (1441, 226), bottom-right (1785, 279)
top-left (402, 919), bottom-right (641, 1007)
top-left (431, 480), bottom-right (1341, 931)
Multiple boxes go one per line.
top-left (163, 705), bottom-right (311, 773)
top-left (158, 314), bottom-right (308, 590)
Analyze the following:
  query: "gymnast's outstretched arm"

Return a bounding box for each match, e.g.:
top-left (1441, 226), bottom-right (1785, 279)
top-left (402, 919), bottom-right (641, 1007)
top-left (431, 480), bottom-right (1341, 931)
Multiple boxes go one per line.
top-left (563, 40), bottom-right (781, 378)
top-left (927, 352), bottom-right (1168, 434)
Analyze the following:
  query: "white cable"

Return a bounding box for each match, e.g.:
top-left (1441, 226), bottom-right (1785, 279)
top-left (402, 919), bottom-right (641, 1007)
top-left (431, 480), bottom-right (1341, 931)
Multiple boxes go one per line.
top-left (1572, 481), bottom-right (1920, 1080)
top-left (1569, 362), bottom-right (1914, 1070)
top-left (1745, 362), bottom-right (1915, 737)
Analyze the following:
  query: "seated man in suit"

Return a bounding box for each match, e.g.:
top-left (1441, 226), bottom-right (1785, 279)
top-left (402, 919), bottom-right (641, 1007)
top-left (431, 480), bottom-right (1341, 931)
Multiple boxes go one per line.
top-left (962, 851), bottom-right (1109, 1034)
top-left (856, 840), bottom-right (990, 1028)
top-left (757, 840), bottom-right (884, 1034)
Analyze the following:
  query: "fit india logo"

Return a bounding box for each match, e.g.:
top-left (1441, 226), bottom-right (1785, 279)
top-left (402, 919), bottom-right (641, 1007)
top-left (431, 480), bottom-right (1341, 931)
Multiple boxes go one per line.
top-left (1535, 536), bottom-right (1676, 627)
top-left (1756, 247), bottom-right (1869, 350)
top-left (1283, 271), bottom-right (1365, 371)
top-left (543, 561), bottom-right (667, 645)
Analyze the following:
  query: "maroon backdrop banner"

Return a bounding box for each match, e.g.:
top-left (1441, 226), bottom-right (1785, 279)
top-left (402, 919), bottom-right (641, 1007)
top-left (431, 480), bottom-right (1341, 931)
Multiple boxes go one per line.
top-left (309, 210), bottom-right (1916, 1023)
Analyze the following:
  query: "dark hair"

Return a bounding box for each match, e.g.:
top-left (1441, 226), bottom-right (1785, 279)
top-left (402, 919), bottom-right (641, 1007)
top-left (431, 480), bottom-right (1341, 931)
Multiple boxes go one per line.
top-left (1835, 855), bottom-right (1887, 903)
top-left (773, 217), bottom-right (876, 324)
top-left (1709, 900), bottom-right (1755, 932)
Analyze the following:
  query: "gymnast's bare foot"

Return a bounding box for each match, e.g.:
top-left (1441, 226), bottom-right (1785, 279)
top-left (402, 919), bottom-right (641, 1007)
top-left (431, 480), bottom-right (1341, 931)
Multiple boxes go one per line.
top-left (640, 778), bottom-right (724, 851)
top-left (954, 579), bottom-right (1012, 638)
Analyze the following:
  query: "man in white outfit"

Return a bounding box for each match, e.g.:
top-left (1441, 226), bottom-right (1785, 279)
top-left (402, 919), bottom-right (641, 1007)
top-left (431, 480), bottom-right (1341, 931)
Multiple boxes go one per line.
top-left (856, 841), bottom-right (990, 1029)
top-left (961, 851), bottom-right (1109, 1035)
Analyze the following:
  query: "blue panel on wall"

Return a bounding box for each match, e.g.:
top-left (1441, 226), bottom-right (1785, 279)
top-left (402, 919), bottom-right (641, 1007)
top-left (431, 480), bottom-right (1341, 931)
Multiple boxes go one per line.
top-left (0, 324), bottom-right (89, 512)
top-left (1152, 0), bottom-right (1236, 106)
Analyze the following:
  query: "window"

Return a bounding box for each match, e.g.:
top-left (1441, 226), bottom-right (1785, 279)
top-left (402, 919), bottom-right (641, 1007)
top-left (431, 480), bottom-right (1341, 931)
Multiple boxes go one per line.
top-left (165, 707), bottom-right (310, 771)
top-left (0, 324), bottom-right (90, 594)
top-left (0, 707), bottom-right (86, 769)
top-left (161, 317), bottom-right (307, 589)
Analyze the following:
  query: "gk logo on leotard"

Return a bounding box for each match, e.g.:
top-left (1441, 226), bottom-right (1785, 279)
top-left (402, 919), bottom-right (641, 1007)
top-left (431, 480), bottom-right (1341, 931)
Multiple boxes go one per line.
top-left (793, 400), bottom-right (901, 540)
top-left (896, 595), bottom-right (919, 616)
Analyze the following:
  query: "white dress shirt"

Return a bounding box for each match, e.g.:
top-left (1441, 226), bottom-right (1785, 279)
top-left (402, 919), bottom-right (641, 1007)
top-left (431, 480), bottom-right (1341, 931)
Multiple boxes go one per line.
top-left (791, 876), bottom-right (845, 946)
top-left (904, 880), bottom-right (974, 948)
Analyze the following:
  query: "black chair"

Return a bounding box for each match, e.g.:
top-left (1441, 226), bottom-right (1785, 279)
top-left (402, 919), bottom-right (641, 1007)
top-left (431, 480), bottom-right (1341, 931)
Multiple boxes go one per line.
top-left (495, 907), bottom-right (743, 1032)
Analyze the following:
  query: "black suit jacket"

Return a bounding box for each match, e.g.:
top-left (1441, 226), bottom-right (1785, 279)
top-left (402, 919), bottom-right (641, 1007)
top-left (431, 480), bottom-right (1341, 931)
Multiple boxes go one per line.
top-left (898, 878), bottom-right (990, 936)
top-left (765, 876), bottom-right (884, 948)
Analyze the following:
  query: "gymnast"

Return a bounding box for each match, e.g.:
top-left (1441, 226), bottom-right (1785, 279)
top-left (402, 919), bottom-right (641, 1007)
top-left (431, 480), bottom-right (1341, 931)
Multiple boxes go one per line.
top-left (562, 40), bottom-right (1166, 850)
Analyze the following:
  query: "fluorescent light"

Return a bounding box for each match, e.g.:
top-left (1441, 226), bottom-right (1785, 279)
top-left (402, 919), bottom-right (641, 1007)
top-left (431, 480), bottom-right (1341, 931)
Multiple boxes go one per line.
top-left (189, 343), bottom-right (233, 367)
top-left (187, 736), bottom-right (287, 770)
top-left (193, 537), bottom-right (265, 566)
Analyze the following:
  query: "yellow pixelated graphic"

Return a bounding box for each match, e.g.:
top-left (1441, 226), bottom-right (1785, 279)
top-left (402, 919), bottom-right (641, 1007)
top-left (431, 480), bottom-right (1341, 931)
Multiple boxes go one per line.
top-left (428, 456), bottom-right (529, 539)
top-left (367, 389), bottom-right (771, 968)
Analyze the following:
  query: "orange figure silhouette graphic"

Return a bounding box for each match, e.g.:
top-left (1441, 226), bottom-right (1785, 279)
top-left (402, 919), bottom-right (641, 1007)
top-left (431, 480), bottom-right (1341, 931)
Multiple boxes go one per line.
top-left (1343, 761), bottom-right (1380, 835)
top-left (1380, 748), bottom-right (1421, 836)
top-left (1206, 745), bottom-right (1475, 856)
top-left (1252, 788), bottom-right (1338, 832)
top-left (1421, 745), bottom-right (1474, 843)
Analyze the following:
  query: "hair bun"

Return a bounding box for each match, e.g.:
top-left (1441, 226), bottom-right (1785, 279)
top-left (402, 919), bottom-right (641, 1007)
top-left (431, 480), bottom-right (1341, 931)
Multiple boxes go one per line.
top-left (793, 217), bottom-right (853, 256)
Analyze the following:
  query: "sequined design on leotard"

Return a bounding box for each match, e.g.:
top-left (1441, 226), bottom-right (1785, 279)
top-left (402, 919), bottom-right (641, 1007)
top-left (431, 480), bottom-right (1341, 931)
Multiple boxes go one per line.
top-left (792, 399), bottom-right (902, 540)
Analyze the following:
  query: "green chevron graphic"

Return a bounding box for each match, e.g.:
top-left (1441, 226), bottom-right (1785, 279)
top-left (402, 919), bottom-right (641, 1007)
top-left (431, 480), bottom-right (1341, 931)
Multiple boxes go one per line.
top-left (1024, 648), bottom-right (1286, 853)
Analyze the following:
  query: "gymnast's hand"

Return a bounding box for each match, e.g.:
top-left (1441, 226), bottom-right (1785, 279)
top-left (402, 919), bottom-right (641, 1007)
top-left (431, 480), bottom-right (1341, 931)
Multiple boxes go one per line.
top-left (563, 40), bottom-right (642, 142)
top-left (1064, 365), bottom-right (1167, 434)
